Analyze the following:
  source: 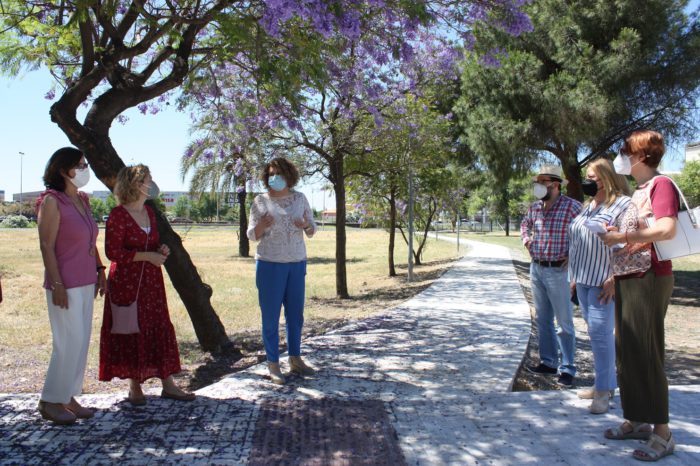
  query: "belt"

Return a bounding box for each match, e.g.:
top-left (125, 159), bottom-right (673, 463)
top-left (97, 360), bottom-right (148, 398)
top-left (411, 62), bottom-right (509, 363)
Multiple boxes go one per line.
top-left (533, 259), bottom-right (565, 267)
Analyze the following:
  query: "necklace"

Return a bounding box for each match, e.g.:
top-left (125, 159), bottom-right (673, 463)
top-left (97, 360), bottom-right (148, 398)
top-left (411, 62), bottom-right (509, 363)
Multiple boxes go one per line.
top-left (67, 192), bottom-right (96, 256)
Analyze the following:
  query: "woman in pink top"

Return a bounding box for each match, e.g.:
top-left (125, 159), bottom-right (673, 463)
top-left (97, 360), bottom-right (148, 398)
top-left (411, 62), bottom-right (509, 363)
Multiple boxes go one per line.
top-left (36, 147), bottom-right (107, 425)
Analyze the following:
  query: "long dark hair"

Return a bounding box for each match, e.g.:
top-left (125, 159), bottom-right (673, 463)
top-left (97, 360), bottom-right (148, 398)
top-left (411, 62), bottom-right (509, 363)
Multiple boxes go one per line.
top-left (43, 147), bottom-right (83, 191)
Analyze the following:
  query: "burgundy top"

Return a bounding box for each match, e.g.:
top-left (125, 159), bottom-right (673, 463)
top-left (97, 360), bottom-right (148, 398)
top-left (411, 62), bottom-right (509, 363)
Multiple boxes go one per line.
top-left (37, 189), bottom-right (98, 289)
top-left (644, 176), bottom-right (679, 276)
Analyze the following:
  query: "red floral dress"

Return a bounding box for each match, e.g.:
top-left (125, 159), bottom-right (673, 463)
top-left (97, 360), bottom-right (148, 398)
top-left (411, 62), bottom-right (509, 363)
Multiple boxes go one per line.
top-left (99, 205), bottom-right (182, 383)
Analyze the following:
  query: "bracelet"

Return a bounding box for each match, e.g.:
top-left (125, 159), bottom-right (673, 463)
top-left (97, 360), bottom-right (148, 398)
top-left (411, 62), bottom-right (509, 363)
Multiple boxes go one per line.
top-left (51, 281), bottom-right (64, 291)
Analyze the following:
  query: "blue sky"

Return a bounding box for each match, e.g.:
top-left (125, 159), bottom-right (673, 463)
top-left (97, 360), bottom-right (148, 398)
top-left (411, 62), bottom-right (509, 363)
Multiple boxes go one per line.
top-left (2, 1), bottom-right (699, 209)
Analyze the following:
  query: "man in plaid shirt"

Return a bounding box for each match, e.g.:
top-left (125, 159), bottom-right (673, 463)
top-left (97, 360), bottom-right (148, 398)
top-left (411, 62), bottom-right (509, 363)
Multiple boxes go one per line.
top-left (521, 165), bottom-right (582, 387)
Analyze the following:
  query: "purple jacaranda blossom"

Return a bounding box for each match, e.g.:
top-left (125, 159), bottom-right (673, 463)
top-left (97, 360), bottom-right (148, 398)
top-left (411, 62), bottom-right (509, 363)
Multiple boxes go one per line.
top-left (138, 103), bottom-right (148, 114)
top-left (44, 90), bottom-right (55, 100)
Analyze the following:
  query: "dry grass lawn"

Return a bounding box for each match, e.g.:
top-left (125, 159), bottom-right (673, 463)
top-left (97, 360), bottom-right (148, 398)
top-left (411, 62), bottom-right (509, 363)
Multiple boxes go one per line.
top-left (0, 226), bottom-right (462, 393)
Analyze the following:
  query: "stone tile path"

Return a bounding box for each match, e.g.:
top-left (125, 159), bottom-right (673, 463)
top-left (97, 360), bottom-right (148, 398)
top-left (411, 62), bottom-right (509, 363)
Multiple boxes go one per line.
top-left (1, 240), bottom-right (698, 465)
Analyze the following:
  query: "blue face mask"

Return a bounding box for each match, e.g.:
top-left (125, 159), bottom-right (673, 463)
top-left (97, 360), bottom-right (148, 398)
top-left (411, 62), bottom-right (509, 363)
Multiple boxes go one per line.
top-left (268, 174), bottom-right (287, 192)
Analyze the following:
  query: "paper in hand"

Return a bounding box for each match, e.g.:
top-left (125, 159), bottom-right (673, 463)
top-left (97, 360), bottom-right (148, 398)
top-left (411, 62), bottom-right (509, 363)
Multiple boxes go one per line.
top-left (584, 220), bottom-right (608, 234)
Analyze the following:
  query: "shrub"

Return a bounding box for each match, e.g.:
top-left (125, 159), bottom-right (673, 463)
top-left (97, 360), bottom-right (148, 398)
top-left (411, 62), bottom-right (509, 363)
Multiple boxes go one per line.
top-left (1, 215), bottom-right (30, 228)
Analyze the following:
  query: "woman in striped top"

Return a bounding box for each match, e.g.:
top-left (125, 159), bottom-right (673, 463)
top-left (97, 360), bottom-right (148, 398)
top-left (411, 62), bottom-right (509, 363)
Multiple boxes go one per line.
top-left (568, 158), bottom-right (631, 414)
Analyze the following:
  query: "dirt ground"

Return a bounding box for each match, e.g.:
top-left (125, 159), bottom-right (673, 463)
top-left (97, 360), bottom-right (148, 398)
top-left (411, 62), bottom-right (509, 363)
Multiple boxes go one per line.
top-left (2, 252), bottom-right (698, 396)
top-left (509, 246), bottom-right (700, 391)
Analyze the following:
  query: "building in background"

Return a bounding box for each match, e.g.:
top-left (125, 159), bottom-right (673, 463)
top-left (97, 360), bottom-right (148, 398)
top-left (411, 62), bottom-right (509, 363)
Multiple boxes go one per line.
top-left (686, 141), bottom-right (700, 163)
top-left (0, 190), bottom-right (4, 202)
top-left (92, 190), bottom-right (190, 208)
top-left (12, 191), bottom-right (42, 205)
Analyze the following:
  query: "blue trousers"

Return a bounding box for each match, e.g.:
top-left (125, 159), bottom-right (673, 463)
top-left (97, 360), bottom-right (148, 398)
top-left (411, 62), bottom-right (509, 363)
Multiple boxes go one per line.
top-left (530, 263), bottom-right (576, 376)
top-left (577, 284), bottom-right (616, 391)
top-left (256, 260), bottom-right (306, 363)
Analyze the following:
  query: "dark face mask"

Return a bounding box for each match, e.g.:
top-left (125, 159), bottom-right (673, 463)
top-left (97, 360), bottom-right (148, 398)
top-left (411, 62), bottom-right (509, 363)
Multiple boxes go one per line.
top-left (582, 179), bottom-right (599, 197)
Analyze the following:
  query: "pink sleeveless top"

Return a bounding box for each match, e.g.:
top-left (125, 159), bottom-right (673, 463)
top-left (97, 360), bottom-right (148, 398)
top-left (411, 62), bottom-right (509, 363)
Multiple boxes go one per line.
top-left (38, 190), bottom-right (99, 289)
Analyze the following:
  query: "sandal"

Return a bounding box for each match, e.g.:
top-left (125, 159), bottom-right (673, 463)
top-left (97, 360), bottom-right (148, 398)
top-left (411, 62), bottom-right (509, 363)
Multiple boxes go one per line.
top-left (604, 421), bottom-right (652, 440)
top-left (633, 433), bottom-right (675, 462)
top-left (126, 390), bottom-right (147, 406)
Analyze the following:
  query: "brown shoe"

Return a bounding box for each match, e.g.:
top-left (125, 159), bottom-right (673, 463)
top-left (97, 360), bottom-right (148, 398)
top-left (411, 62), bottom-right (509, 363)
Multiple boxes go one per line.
top-left (161, 390), bottom-right (195, 402)
top-left (38, 401), bottom-right (77, 425)
top-left (267, 362), bottom-right (286, 385)
top-left (289, 356), bottom-right (315, 376)
top-left (65, 397), bottom-right (95, 419)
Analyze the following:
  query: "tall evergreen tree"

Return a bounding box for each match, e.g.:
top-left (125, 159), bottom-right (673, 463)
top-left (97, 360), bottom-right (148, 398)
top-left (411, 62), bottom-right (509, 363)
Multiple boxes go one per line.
top-left (455, 0), bottom-right (700, 200)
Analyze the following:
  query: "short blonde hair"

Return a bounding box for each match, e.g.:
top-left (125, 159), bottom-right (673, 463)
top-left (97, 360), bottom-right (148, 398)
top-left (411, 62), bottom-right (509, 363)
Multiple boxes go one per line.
top-left (114, 164), bottom-right (150, 204)
top-left (588, 158), bottom-right (631, 206)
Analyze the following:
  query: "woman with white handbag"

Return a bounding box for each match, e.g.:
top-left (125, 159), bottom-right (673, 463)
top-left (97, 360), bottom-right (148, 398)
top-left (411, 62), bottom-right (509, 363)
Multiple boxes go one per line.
top-left (601, 130), bottom-right (679, 462)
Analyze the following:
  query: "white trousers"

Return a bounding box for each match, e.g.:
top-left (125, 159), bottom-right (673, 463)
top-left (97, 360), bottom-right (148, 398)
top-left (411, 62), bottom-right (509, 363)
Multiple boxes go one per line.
top-left (41, 284), bottom-right (95, 404)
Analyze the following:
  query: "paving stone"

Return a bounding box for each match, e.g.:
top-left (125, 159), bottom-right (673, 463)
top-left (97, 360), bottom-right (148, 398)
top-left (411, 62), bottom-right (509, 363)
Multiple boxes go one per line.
top-left (1, 239), bottom-right (699, 465)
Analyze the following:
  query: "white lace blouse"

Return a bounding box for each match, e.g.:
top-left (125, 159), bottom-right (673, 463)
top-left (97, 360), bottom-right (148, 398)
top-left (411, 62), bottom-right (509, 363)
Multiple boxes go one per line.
top-left (246, 191), bottom-right (316, 263)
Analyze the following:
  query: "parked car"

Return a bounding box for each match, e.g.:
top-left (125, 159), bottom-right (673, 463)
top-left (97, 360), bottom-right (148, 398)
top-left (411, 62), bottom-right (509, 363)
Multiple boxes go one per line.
top-left (102, 215), bottom-right (109, 222)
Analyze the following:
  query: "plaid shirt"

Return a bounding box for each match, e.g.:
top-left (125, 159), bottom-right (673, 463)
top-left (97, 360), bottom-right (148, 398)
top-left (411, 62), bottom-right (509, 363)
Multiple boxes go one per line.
top-left (520, 195), bottom-right (582, 262)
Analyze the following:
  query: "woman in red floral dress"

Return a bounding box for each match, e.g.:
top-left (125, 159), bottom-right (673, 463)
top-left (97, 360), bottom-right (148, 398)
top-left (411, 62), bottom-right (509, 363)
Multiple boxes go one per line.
top-left (99, 164), bottom-right (194, 404)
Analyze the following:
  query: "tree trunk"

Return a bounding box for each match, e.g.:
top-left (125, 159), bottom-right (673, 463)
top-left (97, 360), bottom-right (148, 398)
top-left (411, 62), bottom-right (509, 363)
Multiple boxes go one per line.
top-left (238, 190), bottom-right (249, 257)
top-left (387, 188), bottom-right (397, 277)
top-left (413, 197), bottom-right (437, 266)
top-left (561, 153), bottom-right (584, 202)
top-left (500, 187), bottom-right (511, 237)
top-left (50, 103), bottom-right (232, 352)
top-left (330, 156), bottom-right (350, 298)
top-left (154, 205), bottom-right (233, 352)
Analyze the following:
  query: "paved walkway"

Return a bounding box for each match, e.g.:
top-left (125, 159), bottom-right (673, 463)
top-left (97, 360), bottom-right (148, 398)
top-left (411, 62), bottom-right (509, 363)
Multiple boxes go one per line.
top-left (1, 240), bottom-right (698, 465)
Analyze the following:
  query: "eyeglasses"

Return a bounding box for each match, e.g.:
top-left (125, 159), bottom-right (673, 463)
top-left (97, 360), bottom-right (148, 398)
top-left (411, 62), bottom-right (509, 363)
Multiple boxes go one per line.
top-left (75, 162), bottom-right (89, 170)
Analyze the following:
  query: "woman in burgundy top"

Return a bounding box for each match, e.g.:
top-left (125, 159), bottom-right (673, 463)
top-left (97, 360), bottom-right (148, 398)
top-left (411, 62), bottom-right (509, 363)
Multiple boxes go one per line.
top-left (602, 130), bottom-right (679, 461)
top-left (99, 164), bottom-right (194, 404)
top-left (36, 147), bottom-right (107, 425)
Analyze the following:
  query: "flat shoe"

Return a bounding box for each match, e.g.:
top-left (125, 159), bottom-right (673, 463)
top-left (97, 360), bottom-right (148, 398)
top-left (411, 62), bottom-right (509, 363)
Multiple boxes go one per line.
top-left (289, 358), bottom-right (316, 376)
top-left (605, 421), bottom-right (652, 440)
top-left (633, 433), bottom-right (675, 462)
top-left (127, 391), bottom-right (147, 406)
top-left (161, 390), bottom-right (195, 401)
top-left (38, 401), bottom-right (77, 425)
top-left (66, 405), bottom-right (95, 419)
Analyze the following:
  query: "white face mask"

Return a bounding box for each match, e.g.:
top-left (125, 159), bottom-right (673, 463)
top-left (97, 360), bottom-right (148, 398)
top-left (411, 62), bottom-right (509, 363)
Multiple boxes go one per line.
top-left (613, 153), bottom-right (643, 176)
top-left (533, 183), bottom-right (548, 200)
top-left (613, 153), bottom-right (632, 175)
top-left (69, 167), bottom-right (90, 188)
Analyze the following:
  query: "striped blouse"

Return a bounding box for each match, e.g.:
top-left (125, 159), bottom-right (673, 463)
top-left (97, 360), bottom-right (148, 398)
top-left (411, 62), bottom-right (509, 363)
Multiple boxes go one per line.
top-left (568, 195), bottom-right (632, 287)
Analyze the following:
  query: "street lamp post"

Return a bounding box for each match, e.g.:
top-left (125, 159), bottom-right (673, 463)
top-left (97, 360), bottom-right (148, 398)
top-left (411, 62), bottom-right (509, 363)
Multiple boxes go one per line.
top-left (18, 151), bottom-right (24, 217)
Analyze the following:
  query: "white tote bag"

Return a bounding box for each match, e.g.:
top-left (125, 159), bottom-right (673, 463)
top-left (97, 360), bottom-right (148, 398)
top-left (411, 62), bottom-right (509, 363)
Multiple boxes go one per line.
top-left (645, 177), bottom-right (700, 260)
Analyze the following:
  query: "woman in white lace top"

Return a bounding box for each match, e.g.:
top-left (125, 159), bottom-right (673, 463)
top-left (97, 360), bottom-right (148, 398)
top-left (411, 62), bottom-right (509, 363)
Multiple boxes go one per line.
top-left (247, 158), bottom-right (317, 384)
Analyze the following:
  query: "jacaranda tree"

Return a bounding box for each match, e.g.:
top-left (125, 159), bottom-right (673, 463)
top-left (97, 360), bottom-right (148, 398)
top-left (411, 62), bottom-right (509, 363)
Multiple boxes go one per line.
top-left (181, 1), bottom-right (533, 297)
top-left (0, 0), bottom-right (531, 348)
